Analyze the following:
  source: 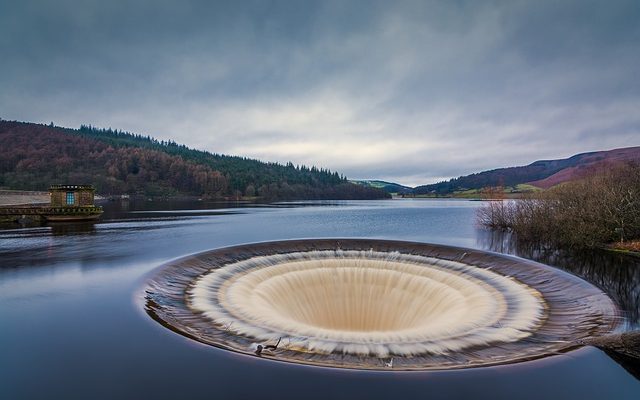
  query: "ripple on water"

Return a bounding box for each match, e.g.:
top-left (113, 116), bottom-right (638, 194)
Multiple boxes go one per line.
top-left (144, 239), bottom-right (620, 370)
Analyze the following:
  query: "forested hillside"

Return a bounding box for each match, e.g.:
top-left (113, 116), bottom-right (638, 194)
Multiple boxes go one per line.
top-left (350, 180), bottom-right (413, 195)
top-left (0, 120), bottom-right (389, 200)
top-left (414, 147), bottom-right (640, 195)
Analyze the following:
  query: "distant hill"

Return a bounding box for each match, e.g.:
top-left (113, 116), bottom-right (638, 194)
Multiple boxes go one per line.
top-left (350, 180), bottom-right (413, 194)
top-left (0, 120), bottom-right (389, 200)
top-left (413, 146), bottom-right (640, 195)
top-left (526, 147), bottom-right (640, 189)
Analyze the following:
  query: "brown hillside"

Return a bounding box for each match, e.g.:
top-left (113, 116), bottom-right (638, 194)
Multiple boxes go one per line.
top-left (0, 121), bottom-right (227, 195)
top-left (527, 146), bottom-right (640, 189)
top-left (0, 120), bottom-right (390, 200)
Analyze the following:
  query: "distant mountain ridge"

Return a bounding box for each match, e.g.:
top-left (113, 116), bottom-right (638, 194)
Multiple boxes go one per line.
top-left (413, 146), bottom-right (640, 195)
top-left (0, 120), bottom-right (389, 200)
top-left (350, 180), bottom-right (413, 194)
top-left (3, 119), bottom-right (636, 198)
top-left (527, 147), bottom-right (640, 189)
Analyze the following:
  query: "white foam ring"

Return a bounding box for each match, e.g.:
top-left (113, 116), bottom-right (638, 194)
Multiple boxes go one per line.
top-left (188, 250), bottom-right (545, 357)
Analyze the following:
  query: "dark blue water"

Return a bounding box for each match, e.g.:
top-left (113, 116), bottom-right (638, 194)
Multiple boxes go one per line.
top-left (1, 199), bottom-right (638, 399)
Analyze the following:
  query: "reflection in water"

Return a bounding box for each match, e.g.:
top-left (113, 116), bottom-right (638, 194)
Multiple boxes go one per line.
top-left (100, 198), bottom-right (253, 217)
top-left (1, 200), bottom-right (639, 398)
top-left (478, 230), bottom-right (640, 328)
top-left (50, 222), bottom-right (97, 236)
top-left (584, 332), bottom-right (640, 380)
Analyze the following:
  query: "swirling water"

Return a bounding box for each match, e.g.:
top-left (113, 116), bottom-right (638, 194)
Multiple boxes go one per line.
top-left (186, 249), bottom-right (548, 360)
top-left (0, 199), bottom-right (638, 399)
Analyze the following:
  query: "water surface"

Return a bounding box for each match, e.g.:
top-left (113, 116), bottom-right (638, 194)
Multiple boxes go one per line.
top-left (1, 199), bottom-right (638, 399)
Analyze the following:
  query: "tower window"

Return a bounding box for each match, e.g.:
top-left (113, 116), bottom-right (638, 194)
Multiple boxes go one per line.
top-left (66, 192), bottom-right (75, 205)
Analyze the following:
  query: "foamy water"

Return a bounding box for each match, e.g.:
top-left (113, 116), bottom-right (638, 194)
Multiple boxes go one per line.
top-left (189, 251), bottom-right (544, 356)
top-left (145, 239), bottom-right (619, 370)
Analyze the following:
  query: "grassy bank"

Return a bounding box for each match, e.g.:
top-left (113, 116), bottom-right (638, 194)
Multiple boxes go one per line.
top-left (609, 240), bottom-right (640, 256)
top-left (405, 184), bottom-right (541, 199)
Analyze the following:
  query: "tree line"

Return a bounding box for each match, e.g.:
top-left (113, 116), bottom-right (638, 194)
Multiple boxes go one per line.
top-left (477, 162), bottom-right (640, 248)
top-left (0, 121), bottom-right (389, 200)
top-left (413, 156), bottom-right (588, 195)
top-left (76, 124), bottom-right (347, 193)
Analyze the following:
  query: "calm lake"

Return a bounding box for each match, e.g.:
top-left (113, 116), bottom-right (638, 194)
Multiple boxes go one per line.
top-left (1, 199), bottom-right (638, 399)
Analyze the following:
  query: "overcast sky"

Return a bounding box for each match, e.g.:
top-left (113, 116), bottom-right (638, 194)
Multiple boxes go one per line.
top-left (1, 0), bottom-right (639, 186)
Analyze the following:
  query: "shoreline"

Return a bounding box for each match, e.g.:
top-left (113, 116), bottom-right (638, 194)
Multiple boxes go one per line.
top-left (606, 241), bottom-right (640, 257)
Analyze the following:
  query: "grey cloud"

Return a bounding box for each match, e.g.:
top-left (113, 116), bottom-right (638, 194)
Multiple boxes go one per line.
top-left (1, 0), bottom-right (639, 187)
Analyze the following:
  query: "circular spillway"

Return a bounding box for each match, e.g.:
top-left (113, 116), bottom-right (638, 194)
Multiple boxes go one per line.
top-left (144, 239), bottom-right (620, 370)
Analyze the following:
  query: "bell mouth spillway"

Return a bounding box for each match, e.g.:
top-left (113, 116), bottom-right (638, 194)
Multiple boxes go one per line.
top-left (144, 239), bottom-right (620, 370)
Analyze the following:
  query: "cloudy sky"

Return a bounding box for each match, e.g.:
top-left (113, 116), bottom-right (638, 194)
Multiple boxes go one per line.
top-left (1, 0), bottom-right (639, 186)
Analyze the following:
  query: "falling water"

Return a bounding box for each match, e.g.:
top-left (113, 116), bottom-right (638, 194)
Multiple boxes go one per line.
top-left (145, 239), bottom-right (620, 370)
top-left (190, 251), bottom-right (544, 356)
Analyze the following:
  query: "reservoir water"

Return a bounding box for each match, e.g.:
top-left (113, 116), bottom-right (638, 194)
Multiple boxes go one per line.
top-left (1, 199), bottom-right (638, 399)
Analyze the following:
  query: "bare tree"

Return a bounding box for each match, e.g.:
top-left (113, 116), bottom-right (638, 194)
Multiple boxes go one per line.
top-left (477, 163), bottom-right (640, 249)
